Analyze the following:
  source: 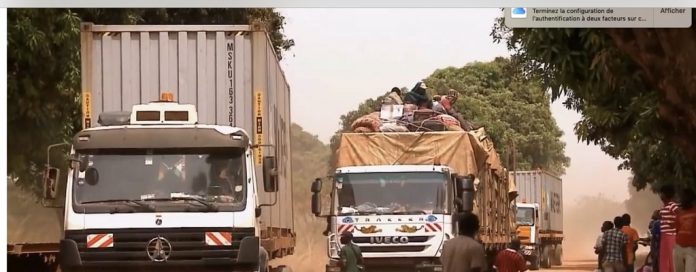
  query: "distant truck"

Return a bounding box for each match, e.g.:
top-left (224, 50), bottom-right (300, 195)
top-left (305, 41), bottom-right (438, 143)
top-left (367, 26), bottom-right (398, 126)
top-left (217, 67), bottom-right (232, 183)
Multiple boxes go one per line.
top-left (310, 129), bottom-right (515, 272)
top-left (512, 170), bottom-right (563, 270)
top-left (8, 23), bottom-right (294, 272)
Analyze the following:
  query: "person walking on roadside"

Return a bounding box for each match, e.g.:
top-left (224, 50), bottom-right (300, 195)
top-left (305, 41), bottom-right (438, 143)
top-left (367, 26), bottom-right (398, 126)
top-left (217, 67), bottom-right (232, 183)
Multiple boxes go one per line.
top-left (673, 189), bottom-right (696, 272)
top-left (494, 239), bottom-right (527, 272)
top-left (622, 214), bottom-right (640, 272)
top-left (603, 216), bottom-right (629, 272)
top-left (596, 221), bottom-right (615, 271)
top-left (441, 213), bottom-right (487, 272)
top-left (659, 185), bottom-right (680, 272)
top-left (338, 232), bottom-right (364, 272)
top-left (649, 210), bottom-right (662, 272)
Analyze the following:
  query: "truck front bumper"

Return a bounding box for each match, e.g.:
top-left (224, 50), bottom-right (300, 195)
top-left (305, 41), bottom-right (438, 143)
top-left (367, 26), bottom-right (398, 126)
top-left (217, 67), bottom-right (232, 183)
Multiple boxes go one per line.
top-left (326, 257), bottom-right (442, 272)
top-left (59, 236), bottom-right (260, 271)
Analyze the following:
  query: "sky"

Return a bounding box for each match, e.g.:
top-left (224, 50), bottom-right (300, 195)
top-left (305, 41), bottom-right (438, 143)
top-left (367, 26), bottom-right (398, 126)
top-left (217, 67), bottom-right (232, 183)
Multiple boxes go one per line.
top-left (278, 8), bottom-right (632, 203)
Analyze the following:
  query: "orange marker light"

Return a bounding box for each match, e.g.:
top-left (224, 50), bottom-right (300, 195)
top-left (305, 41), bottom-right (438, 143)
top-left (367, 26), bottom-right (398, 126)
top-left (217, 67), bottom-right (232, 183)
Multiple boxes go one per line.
top-left (160, 92), bottom-right (174, 102)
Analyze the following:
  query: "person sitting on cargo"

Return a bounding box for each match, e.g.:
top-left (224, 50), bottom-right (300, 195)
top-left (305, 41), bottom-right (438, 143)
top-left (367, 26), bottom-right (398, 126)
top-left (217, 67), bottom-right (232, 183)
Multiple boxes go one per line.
top-left (403, 81), bottom-right (430, 106)
top-left (434, 89), bottom-right (458, 115)
top-left (433, 95), bottom-right (442, 108)
top-left (433, 89), bottom-right (475, 131)
top-left (383, 87), bottom-right (404, 105)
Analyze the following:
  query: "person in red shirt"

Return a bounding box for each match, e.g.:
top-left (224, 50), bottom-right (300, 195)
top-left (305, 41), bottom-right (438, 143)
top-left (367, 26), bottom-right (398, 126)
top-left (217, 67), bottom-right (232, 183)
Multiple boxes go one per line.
top-left (494, 239), bottom-right (527, 272)
top-left (674, 189), bottom-right (696, 272)
top-left (659, 185), bottom-right (680, 272)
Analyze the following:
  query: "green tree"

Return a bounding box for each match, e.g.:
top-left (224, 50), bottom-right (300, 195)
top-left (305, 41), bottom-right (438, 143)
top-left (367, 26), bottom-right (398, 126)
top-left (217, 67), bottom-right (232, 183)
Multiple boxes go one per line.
top-left (425, 57), bottom-right (569, 174)
top-left (8, 9), bottom-right (294, 195)
top-left (328, 58), bottom-right (570, 175)
top-left (491, 11), bottom-right (696, 191)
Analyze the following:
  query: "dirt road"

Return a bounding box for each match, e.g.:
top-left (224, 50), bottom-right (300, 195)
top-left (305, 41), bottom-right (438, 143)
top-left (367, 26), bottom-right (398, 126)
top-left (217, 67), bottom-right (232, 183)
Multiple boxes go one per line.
top-left (542, 260), bottom-right (597, 271)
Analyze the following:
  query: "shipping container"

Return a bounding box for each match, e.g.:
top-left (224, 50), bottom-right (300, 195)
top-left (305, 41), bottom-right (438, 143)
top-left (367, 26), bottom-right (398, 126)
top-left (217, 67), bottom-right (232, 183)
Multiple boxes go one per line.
top-left (79, 23), bottom-right (294, 258)
top-left (512, 170), bottom-right (563, 233)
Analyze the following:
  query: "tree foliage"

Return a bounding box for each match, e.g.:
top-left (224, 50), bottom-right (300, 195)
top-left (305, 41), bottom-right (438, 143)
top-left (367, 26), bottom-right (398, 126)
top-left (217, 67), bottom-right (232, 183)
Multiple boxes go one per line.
top-left (491, 11), bottom-right (696, 191)
top-left (425, 57), bottom-right (569, 174)
top-left (8, 9), bottom-right (294, 194)
top-left (328, 58), bottom-right (570, 175)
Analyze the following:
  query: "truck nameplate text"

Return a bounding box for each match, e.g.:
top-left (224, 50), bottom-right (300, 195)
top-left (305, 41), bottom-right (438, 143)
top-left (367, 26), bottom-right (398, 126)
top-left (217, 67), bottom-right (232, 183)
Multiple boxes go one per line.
top-left (369, 236), bottom-right (409, 244)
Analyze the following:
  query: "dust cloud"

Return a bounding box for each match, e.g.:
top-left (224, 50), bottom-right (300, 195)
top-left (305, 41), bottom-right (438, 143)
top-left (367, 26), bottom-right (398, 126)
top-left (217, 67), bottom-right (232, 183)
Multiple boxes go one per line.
top-left (562, 181), bottom-right (662, 261)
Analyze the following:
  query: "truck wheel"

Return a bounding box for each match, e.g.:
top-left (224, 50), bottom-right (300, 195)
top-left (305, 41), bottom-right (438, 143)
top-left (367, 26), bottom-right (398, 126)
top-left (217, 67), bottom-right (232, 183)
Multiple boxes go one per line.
top-left (271, 265), bottom-right (293, 272)
top-left (552, 244), bottom-right (563, 266)
top-left (529, 255), bottom-right (541, 271)
top-left (540, 246), bottom-right (551, 268)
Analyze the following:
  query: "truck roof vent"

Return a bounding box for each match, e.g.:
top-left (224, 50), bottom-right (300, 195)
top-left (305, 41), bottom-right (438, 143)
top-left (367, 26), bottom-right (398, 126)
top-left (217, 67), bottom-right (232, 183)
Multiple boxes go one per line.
top-left (98, 111), bottom-right (131, 126)
top-left (130, 92), bottom-right (198, 125)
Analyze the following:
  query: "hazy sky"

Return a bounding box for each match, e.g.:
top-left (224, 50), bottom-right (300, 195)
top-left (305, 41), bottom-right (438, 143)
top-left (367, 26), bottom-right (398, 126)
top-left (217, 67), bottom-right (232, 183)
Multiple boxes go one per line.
top-left (278, 8), bottom-right (632, 203)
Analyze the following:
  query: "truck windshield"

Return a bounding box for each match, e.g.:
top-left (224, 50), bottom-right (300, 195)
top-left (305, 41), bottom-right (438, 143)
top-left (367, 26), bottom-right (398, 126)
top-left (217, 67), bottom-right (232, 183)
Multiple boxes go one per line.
top-left (335, 172), bottom-right (448, 215)
top-left (72, 147), bottom-right (247, 213)
top-left (516, 207), bottom-right (535, 226)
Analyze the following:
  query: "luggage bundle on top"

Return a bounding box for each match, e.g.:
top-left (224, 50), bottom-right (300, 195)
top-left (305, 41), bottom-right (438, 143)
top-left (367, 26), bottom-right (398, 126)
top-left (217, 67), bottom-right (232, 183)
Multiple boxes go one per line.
top-left (351, 82), bottom-right (471, 133)
top-left (350, 104), bottom-right (465, 133)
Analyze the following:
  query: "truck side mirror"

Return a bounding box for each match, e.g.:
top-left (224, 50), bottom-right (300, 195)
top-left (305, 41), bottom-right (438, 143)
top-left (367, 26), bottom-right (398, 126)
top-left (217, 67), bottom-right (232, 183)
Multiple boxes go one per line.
top-left (311, 178), bottom-right (322, 193)
top-left (311, 193), bottom-right (322, 216)
top-left (455, 175), bottom-right (475, 213)
top-left (42, 167), bottom-right (60, 200)
top-left (262, 156), bottom-right (278, 192)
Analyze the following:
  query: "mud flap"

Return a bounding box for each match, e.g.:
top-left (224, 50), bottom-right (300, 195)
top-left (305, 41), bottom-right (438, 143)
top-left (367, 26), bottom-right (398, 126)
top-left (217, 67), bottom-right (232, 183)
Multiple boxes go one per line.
top-left (238, 236), bottom-right (261, 266)
top-left (59, 239), bottom-right (82, 269)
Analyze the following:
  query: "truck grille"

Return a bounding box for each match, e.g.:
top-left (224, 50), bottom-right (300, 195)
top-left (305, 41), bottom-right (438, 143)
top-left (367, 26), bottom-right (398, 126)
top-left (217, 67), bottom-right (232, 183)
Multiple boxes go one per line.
top-left (65, 228), bottom-right (254, 262)
top-left (352, 236), bottom-right (431, 244)
top-left (360, 246), bottom-right (427, 253)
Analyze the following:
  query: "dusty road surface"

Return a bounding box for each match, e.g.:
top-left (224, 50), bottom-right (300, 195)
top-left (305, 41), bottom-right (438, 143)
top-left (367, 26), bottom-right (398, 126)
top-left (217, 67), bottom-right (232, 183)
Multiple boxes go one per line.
top-left (542, 259), bottom-right (597, 271)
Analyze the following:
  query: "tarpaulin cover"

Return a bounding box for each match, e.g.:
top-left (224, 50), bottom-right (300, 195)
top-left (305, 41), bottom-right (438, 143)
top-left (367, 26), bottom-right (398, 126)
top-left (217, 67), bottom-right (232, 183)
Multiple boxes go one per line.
top-left (335, 131), bottom-right (489, 176)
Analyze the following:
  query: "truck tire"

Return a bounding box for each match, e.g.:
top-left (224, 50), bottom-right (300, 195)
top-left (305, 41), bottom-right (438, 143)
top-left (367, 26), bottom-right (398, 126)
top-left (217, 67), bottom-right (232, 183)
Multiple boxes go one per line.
top-left (540, 246), bottom-right (551, 269)
top-left (258, 247), bottom-right (269, 272)
top-left (529, 255), bottom-right (541, 271)
top-left (271, 265), bottom-right (292, 272)
top-left (552, 244), bottom-right (563, 266)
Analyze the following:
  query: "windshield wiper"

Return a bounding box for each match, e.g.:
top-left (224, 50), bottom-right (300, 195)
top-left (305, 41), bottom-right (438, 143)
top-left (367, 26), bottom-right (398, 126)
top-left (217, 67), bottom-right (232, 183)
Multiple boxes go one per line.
top-left (80, 199), bottom-right (155, 212)
top-left (143, 196), bottom-right (218, 212)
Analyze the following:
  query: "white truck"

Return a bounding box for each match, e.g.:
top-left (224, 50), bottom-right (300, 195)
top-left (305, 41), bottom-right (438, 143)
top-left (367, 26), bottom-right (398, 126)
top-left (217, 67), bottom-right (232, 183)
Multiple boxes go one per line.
top-left (512, 170), bottom-right (563, 270)
top-left (311, 130), bottom-right (514, 272)
top-left (8, 23), bottom-right (295, 272)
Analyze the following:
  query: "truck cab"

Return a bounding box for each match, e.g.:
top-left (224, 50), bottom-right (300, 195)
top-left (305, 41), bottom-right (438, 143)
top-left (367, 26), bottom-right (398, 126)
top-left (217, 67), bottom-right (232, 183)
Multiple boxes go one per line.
top-left (46, 94), bottom-right (278, 272)
top-left (515, 203), bottom-right (540, 268)
top-left (311, 165), bottom-right (475, 272)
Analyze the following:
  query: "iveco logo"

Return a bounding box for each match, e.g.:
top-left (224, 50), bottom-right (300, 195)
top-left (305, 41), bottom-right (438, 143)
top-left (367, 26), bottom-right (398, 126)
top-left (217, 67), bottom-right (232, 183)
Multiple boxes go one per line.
top-left (155, 218), bottom-right (162, 225)
top-left (146, 236), bottom-right (172, 262)
top-left (369, 236), bottom-right (409, 244)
